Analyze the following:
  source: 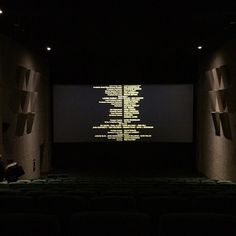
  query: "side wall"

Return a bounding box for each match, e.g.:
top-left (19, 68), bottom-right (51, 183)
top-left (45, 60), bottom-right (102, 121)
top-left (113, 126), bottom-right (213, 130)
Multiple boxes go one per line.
top-left (197, 40), bottom-right (236, 181)
top-left (0, 35), bottom-right (51, 179)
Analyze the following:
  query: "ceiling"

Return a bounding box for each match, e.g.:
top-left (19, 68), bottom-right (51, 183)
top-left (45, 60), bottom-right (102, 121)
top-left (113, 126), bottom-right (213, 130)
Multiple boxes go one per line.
top-left (1, 1), bottom-right (236, 84)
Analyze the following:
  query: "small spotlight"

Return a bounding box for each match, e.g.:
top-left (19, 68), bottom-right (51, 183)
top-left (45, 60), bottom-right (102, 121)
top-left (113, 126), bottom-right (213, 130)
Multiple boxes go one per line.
top-left (46, 46), bottom-right (52, 51)
top-left (0, 9), bottom-right (3, 15)
top-left (197, 45), bottom-right (203, 50)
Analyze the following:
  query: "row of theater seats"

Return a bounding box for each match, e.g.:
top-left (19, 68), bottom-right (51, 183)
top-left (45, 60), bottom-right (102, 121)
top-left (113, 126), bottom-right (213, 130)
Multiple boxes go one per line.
top-left (0, 178), bottom-right (235, 218)
top-left (1, 195), bottom-right (236, 216)
top-left (0, 176), bottom-right (236, 235)
top-left (2, 175), bottom-right (233, 184)
top-left (2, 186), bottom-right (236, 196)
top-left (1, 179), bottom-right (236, 199)
top-left (1, 212), bottom-right (236, 236)
top-left (1, 176), bottom-right (235, 188)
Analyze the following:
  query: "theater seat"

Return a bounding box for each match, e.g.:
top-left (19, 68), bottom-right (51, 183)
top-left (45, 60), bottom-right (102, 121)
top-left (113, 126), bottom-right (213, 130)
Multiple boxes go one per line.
top-left (89, 196), bottom-right (136, 211)
top-left (158, 213), bottom-right (236, 236)
top-left (0, 196), bottom-right (35, 212)
top-left (38, 194), bottom-right (88, 214)
top-left (0, 213), bottom-right (60, 236)
top-left (139, 196), bottom-right (190, 217)
top-left (69, 212), bottom-right (152, 236)
top-left (192, 196), bottom-right (235, 214)
top-left (65, 190), bottom-right (97, 198)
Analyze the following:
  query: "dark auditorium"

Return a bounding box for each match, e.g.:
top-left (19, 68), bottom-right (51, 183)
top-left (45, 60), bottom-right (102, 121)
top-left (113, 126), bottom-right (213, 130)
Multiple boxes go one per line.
top-left (1, 1), bottom-right (236, 235)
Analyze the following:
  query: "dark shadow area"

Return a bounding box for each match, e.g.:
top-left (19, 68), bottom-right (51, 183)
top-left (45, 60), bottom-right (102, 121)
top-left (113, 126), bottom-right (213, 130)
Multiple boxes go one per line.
top-left (52, 142), bottom-right (196, 177)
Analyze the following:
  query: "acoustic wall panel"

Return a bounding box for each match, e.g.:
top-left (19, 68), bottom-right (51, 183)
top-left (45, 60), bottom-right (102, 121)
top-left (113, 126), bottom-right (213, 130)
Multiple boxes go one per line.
top-left (208, 91), bottom-right (218, 112)
top-left (16, 113), bottom-right (27, 136)
top-left (207, 64), bottom-right (232, 139)
top-left (217, 65), bottom-right (231, 90)
top-left (206, 70), bottom-right (216, 90)
top-left (16, 66), bottom-right (41, 92)
top-left (206, 65), bottom-right (230, 91)
top-left (20, 91), bottom-right (31, 113)
top-left (26, 113), bottom-right (35, 134)
top-left (28, 70), bottom-right (40, 92)
top-left (29, 92), bottom-right (38, 112)
top-left (32, 71), bottom-right (41, 91)
top-left (9, 90), bottom-right (37, 113)
top-left (16, 66), bottom-right (30, 91)
top-left (206, 69), bottom-right (219, 90)
top-left (216, 67), bottom-right (222, 87)
top-left (220, 113), bottom-right (232, 139)
top-left (211, 112), bottom-right (221, 136)
top-left (212, 68), bottom-right (221, 90)
top-left (14, 66), bottom-right (40, 136)
top-left (216, 90), bottom-right (228, 112)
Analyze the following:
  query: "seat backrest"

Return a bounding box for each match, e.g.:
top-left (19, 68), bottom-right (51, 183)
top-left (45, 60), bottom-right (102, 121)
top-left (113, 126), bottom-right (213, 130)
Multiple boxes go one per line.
top-left (139, 196), bottom-right (189, 215)
top-left (0, 196), bottom-right (35, 212)
top-left (38, 194), bottom-right (87, 213)
top-left (158, 213), bottom-right (236, 236)
top-left (69, 211), bottom-right (152, 236)
top-left (89, 196), bottom-right (136, 211)
top-left (0, 213), bottom-right (60, 236)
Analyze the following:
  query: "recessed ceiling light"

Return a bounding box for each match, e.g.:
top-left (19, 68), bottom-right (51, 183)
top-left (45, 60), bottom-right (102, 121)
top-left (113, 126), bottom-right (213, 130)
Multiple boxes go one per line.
top-left (0, 9), bottom-right (3, 15)
top-left (197, 45), bottom-right (203, 50)
top-left (46, 46), bottom-right (52, 51)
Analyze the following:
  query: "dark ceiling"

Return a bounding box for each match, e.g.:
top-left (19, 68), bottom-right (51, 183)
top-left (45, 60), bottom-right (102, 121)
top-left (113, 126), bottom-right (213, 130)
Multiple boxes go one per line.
top-left (1, 1), bottom-right (236, 84)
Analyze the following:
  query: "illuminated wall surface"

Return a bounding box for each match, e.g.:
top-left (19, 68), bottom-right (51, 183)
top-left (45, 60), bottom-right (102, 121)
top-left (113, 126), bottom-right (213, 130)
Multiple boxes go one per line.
top-left (93, 85), bottom-right (154, 141)
top-left (0, 35), bottom-right (51, 179)
top-left (197, 40), bottom-right (236, 181)
top-left (53, 84), bottom-right (193, 143)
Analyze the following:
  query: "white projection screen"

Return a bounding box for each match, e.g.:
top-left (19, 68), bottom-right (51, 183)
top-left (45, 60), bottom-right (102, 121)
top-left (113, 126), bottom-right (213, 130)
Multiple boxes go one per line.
top-left (53, 84), bottom-right (193, 143)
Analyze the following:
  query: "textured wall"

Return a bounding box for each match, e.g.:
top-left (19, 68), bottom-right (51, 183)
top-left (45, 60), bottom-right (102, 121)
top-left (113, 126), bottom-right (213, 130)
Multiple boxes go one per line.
top-left (0, 35), bottom-right (51, 179)
top-left (0, 48), bottom-right (3, 156)
top-left (197, 40), bottom-right (236, 181)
